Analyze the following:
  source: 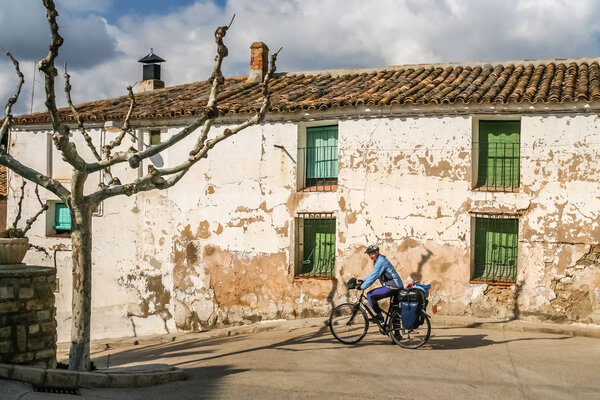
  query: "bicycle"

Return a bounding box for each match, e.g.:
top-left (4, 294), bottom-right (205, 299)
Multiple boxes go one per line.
top-left (329, 278), bottom-right (431, 349)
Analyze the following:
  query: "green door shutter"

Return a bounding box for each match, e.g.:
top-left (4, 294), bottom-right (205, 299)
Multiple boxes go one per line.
top-left (302, 219), bottom-right (336, 277)
top-left (477, 121), bottom-right (520, 190)
top-left (474, 218), bottom-right (518, 282)
top-left (306, 125), bottom-right (338, 180)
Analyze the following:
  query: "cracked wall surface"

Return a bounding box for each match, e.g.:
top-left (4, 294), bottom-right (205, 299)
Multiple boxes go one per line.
top-left (8, 111), bottom-right (600, 341)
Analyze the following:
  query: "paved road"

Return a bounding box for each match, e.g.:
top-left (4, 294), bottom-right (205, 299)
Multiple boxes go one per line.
top-left (1, 322), bottom-right (599, 399)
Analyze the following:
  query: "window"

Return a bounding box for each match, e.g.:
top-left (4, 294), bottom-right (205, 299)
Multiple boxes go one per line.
top-left (149, 130), bottom-right (161, 145)
top-left (295, 213), bottom-right (336, 278)
top-left (299, 125), bottom-right (338, 191)
top-left (54, 203), bottom-right (71, 234)
top-left (475, 121), bottom-right (520, 191)
top-left (472, 215), bottom-right (518, 283)
top-left (46, 202), bottom-right (71, 236)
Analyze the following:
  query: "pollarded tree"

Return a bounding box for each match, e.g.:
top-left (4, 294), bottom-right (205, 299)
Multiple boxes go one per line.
top-left (0, 0), bottom-right (279, 371)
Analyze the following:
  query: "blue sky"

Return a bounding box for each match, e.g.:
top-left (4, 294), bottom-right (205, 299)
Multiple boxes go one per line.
top-left (100, 0), bottom-right (227, 25)
top-left (2, 0), bottom-right (600, 115)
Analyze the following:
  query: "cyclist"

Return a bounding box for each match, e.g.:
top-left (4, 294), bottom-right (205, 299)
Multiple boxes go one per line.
top-left (358, 244), bottom-right (403, 323)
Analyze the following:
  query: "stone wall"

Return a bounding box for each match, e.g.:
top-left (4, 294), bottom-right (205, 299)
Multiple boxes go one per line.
top-left (0, 265), bottom-right (57, 368)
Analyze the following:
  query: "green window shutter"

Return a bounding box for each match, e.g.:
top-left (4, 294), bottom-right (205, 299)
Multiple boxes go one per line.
top-left (474, 218), bottom-right (518, 282)
top-left (54, 203), bottom-right (72, 231)
top-left (477, 121), bottom-right (520, 190)
top-left (302, 219), bottom-right (336, 277)
top-left (306, 125), bottom-right (338, 180)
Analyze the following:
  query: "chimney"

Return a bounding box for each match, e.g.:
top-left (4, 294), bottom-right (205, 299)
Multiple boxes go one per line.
top-left (137, 49), bottom-right (166, 92)
top-left (247, 42), bottom-right (269, 83)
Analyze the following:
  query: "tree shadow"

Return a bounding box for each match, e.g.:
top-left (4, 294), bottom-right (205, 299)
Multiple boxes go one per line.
top-left (511, 281), bottom-right (523, 320)
top-left (89, 335), bottom-right (238, 369)
top-left (172, 325), bottom-right (344, 365)
top-left (326, 277), bottom-right (338, 310)
top-left (93, 324), bottom-right (372, 371)
top-left (410, 248), bottom-right (433, 282)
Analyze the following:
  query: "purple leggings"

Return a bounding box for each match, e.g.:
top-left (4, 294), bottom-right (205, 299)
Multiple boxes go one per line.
top-left (367, 286), bottom-right (394, 315)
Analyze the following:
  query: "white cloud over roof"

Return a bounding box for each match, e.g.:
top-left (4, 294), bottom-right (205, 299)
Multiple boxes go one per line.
top-left (2, 0), bottom-right (600, 116)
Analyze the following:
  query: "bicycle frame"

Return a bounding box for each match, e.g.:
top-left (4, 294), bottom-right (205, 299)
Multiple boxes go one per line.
top-left (351, 289), bottom-right (398, 335)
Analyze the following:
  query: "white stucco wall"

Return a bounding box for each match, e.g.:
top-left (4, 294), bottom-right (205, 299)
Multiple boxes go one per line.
top-left (8, 107), bottom-right (600, 341)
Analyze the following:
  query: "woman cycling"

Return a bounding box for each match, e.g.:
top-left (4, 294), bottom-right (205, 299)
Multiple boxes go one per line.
top-left (358, 245), bottom-right (403, 322)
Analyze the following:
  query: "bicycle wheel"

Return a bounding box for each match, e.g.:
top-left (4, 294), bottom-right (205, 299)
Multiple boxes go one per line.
top-left (390, 309), bottom-right (431, 349)
top-left (329, 303), bottom-right (369, 345)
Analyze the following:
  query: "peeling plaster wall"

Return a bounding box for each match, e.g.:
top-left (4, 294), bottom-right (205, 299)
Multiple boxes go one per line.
top-left (8, 111), bottom-right (600, 341)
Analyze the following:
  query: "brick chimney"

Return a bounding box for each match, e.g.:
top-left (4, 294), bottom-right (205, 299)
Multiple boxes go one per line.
top-left (247, 42), bottom-right (269, 83)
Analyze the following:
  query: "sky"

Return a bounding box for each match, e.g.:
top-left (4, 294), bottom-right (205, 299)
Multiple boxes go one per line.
top-left (2, 0), bottom-right (600, 115)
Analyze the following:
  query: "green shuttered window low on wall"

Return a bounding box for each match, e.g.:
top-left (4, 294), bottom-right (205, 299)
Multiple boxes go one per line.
top-left (54, 203), bottom-right (72, 232)
top-left (476, 121), bottom-right (520, 191)
top-left (472, 216), bottom-right (518, 283)
top-left (301, 125), bottom-right (338, 191)
top-left (295, 213), bottom-right (336, 278)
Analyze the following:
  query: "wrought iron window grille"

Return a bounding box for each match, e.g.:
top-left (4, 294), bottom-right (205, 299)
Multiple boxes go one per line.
top-left (295, 212), bottom-right (336, 278)
top-left (471, 215), bottom-right (519, 284)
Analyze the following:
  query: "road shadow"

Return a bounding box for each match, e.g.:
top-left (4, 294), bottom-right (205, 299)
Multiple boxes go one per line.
top-left (423, 332), bottom-right (571, 350)
top-left (173, 325), bottom-right (345, 365)
top-left (91, 321), bottom-right (577, 370)
top-left (93, 323), bottom-right (377, 372)
top-left (77, 364), bottom-right (248, 400)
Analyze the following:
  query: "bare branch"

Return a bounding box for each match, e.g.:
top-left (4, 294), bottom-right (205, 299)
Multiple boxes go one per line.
top-left (0, 35), bottom-right (71, 209)
top-left (0, 152), bottom-right (70, 200)
top-left (12, 180), bottom-right (26, 230)
top-left (22, 185), bottom-right (49, 235)
top-left (88, 45), bottom-right (281, 205)
top-left (156, 46), bottom-right (281, 177)
top-left (64, 63), bottom-right (102, 162)
top-left (86, 19), bottom-right (231, 175)
top-left (39, 0), bottom-right (87, 171)
top-left (227, 14), bottom-right (236, 29)
top-left (0, 52), bottom-right (25, 145)
top-left (103, 85), bottom-right (136, 156)
top-left (29, 243), bottom-right (50, 258)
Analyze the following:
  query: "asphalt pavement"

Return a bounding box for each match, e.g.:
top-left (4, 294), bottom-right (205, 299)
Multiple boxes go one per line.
top-left (1, 319), bottom-right (599, 399)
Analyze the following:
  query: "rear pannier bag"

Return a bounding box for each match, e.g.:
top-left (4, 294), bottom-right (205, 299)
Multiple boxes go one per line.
top-left (401, 301), bottom-right (419, 330)
top-left (399, 287), bottom-right (426, 330)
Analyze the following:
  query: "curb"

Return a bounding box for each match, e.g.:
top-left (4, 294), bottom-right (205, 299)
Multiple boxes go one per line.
top-left (0, 363), bottom-right (186, 388)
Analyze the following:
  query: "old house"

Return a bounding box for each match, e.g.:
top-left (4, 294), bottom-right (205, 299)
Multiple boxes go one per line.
top-left (8, 44), bottom-right (600, 341)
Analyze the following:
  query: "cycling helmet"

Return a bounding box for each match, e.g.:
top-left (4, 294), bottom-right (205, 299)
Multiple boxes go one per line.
top-left (365, 244), bottom-right (379, 254)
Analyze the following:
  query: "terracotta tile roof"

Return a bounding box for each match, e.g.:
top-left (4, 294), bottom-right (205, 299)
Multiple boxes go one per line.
top-left (0, 165), bottom-right (6, 199)
top-left (12, 58), bottom-right (600, 125)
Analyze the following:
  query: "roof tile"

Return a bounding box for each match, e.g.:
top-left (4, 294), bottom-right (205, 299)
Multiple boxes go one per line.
top-left (12, 58), bottom-right (600, 125)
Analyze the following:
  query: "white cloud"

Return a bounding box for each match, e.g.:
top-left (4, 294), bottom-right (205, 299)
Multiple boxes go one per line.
top-left (2, 0), bottom-right (600, 116)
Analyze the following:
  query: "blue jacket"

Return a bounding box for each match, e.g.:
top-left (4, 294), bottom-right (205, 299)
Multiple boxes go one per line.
top-left (360, 255), bottom-right (403, 290)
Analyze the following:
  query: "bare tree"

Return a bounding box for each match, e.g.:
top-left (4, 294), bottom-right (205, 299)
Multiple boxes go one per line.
top-left (0, 0), bottom-right (279, 371)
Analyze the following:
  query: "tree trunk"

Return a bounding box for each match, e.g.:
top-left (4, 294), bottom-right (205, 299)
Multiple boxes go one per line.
top-left (68, 204), bottom-right (93, 371)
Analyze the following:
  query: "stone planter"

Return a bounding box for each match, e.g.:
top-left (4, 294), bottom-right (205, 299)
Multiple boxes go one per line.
top-left (0, 237), bottom-right (29, 265)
